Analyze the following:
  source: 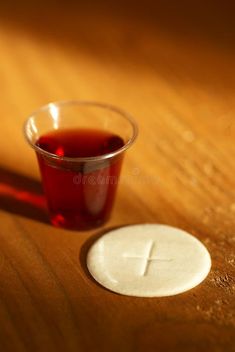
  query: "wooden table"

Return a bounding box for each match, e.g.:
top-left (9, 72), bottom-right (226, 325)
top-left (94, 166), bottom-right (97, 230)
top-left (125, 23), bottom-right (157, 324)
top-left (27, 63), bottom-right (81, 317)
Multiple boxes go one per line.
top-left (0, 1), bottom-right (235, 351)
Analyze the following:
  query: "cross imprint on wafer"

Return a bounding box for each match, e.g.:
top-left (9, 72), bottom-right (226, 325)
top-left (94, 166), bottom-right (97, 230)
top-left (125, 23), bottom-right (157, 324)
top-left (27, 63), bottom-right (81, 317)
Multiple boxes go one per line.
top-left (123, 241), bottom-right (173, 276)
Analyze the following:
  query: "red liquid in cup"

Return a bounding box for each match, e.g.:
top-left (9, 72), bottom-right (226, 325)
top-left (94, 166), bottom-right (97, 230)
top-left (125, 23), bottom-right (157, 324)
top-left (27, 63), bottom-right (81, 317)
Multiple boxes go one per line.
top-left (36, 128), bottom-right (124, 230)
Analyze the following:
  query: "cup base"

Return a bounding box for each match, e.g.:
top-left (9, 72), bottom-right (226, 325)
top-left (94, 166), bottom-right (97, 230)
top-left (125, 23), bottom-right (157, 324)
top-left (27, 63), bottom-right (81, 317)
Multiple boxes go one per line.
top-left (50, 212), bottom-right (109, 231)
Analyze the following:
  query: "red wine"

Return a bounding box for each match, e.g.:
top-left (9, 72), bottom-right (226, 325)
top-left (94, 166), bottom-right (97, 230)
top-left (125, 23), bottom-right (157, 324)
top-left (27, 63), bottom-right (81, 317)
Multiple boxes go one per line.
top-left (36, 128), bottom-right (124, 230)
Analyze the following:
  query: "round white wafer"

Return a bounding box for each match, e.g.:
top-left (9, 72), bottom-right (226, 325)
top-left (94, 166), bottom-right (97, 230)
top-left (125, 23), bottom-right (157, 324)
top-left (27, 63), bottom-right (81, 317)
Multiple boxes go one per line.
top-left (87, 224), bottom-right (211, 297)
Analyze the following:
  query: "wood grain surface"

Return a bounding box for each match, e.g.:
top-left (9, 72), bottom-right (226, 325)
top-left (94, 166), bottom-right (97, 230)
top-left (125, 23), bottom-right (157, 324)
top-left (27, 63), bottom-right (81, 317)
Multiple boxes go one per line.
top-left (0, 1), bottom-right (235, 351)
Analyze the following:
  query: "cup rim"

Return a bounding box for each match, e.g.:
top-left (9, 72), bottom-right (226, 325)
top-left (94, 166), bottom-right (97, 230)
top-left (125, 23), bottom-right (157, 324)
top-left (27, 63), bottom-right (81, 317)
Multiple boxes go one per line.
top-left (23, 100), bottom-right (138, 162)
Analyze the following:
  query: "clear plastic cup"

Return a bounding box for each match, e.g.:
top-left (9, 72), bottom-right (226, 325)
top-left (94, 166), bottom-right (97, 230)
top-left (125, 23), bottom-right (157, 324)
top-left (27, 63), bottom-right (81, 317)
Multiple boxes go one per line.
top-left (24, 100), bottom-right (138, 230)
